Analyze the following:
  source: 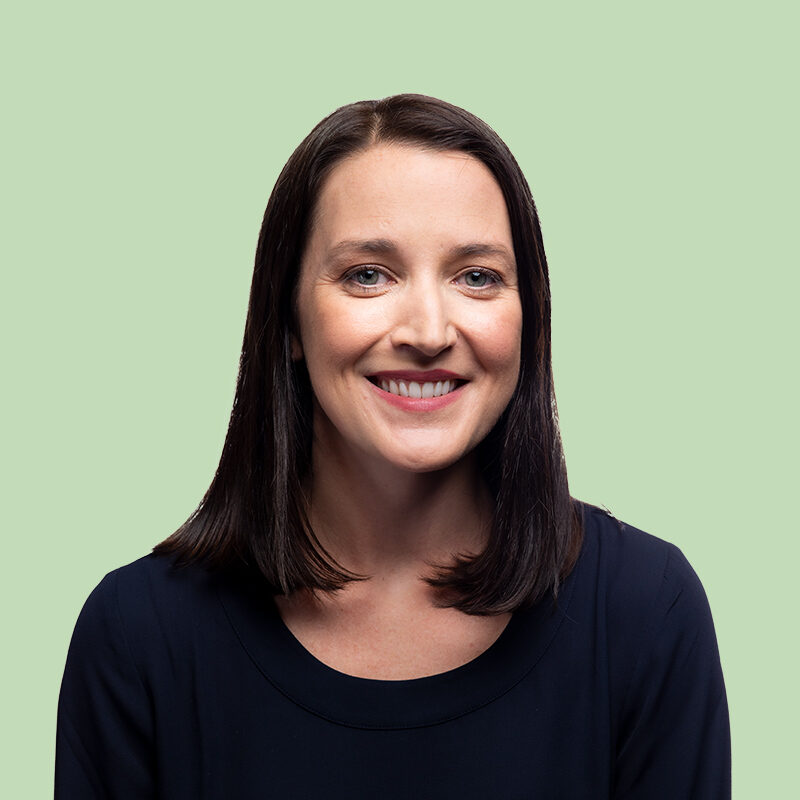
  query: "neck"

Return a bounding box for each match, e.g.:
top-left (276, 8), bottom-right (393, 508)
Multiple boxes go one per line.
top-left (305, 436), bottom-right (492, 587)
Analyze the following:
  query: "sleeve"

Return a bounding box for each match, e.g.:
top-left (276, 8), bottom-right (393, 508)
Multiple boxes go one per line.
top-left (613, 546), bottom-right (731, 799)
top-left (55, 570), bottom-right (157, 799)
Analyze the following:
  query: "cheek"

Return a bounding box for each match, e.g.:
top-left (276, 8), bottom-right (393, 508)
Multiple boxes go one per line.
top-left (299, 299), bottom-right (382, 373)
top-left (472, 307), bottom-right (523, 379)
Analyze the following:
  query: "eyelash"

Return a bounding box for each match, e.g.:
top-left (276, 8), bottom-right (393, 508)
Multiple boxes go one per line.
top-left (342, 266), bottom-right (503, 293)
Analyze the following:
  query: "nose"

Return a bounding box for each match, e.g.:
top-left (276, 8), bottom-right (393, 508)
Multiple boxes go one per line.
top-left (389, 282), bottom-right (457, 357)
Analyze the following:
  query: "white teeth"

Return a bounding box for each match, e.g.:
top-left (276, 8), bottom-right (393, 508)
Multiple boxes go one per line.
top-left (375, 378), bottom-right (460, 398)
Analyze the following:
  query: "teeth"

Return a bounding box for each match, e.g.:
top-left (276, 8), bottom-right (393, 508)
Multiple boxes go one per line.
top-left (377, 378), bottom-right (459, 398)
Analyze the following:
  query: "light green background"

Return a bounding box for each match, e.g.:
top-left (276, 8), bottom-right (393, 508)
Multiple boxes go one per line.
top-left (2, 1), bottom-right (796, 796)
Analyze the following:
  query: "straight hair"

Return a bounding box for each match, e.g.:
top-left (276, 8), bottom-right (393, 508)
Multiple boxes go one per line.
top-left (154, 94), bottom-right (583, 615)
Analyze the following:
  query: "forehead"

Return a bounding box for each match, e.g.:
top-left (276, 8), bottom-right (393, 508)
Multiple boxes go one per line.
top-left (306, 144), bottom-right (514, 259)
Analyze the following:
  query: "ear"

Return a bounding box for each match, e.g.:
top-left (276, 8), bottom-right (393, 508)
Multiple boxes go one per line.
top-left (290, 332), bottom-right (304, 361)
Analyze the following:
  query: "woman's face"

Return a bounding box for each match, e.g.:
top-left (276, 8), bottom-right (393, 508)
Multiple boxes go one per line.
top-left (293, 143), bottom-right (522, 474)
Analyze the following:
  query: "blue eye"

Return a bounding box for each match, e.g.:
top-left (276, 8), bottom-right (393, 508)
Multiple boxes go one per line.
top-left (460, 269), bottom-right (498, 289)
top-left (354, 268), bottom-right (381, 285)
top-left (465, 271), bottom-right (488, 287)
top-left (346, 267), bottom-right (388, 287)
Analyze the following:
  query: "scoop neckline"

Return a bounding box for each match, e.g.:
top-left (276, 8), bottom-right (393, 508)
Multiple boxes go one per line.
top-left (218, 548), bottom-right (583, 730)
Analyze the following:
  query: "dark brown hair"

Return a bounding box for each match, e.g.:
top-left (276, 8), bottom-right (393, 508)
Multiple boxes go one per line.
top-left (153, 94), bottom-right (583, 614)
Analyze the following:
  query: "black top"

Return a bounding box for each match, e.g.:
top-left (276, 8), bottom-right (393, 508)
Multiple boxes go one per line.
top-left (56, 504), bottom-right (731, 798)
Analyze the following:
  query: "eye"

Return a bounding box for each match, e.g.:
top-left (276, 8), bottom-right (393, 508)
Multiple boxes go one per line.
top-left (456, 269), bottom-right (500, 290)
top-left (345, 267), bottom-right (389, 288)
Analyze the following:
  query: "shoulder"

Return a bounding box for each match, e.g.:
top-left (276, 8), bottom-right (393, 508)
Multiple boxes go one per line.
top-left (574, 502), bottom-right (716, 657)
top-left (82, 553), bottom-right (216, 615)
top-left (570, 503), bottom-right (726, 729)
top-left (578, 501), bottom-right (706, 605)
top-left (72, 553), bottom-right (226, 669)
top-left (576, 506), bottom-right (732, 793)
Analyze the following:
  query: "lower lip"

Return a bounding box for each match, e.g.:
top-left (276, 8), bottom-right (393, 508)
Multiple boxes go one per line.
top-left (367, 380), bottom-right (466, 411)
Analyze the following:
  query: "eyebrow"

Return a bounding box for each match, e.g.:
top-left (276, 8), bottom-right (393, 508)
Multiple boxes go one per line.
top-left (326, 238), bottom-right (515, 264)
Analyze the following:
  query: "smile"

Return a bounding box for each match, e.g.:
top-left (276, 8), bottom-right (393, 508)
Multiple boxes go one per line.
top-left (370, 378), bottom-right (462, 398)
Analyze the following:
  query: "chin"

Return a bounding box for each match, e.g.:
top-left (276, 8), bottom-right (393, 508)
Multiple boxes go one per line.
top-left (377, 446), bottom-right (469, 474)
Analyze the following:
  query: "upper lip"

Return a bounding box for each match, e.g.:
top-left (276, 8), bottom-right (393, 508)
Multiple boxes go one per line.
top-left (368, 370), bottom-right (467, 382)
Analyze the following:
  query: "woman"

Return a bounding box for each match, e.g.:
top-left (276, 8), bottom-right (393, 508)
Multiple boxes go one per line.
top-left (56, 94), bottom-right (730, 798)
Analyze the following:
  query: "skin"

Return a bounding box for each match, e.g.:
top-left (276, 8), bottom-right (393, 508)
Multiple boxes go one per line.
top-left (278, 144), bottom-right (523, 678)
